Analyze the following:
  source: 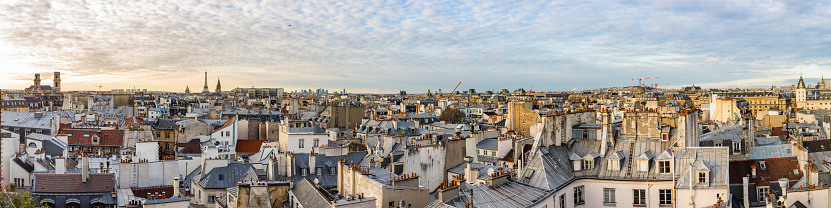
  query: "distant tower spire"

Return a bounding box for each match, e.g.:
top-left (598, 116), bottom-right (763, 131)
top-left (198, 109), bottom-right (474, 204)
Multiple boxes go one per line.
top-left (202, 71), bottom-right (210, 94)
top-left (797, 75), bottom-right (806, 89)
top-left (34, 73), bottom-right (41, 85)
top-left (185, 85), bottom-right (190, 94)
top-left (215, 79), bottom-right (222, 94)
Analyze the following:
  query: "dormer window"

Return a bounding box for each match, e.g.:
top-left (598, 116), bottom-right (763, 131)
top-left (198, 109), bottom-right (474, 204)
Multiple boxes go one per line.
top-left (698, 172), bottom-right (707, 184)
top-left (759, 161), bottom-right (767, 170)
top-left (583, 159), bottom-right (594, 170)
top-left (658, 161), bottom-right (671, 173)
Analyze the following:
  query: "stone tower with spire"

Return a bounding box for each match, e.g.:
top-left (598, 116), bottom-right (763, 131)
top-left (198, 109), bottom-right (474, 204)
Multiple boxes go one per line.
top-left (796, 75), bottom-right (807, 108)
top-left (202, 71), bottom-right (210, 94)
top-left (215, 79), bottom-right (222, 94)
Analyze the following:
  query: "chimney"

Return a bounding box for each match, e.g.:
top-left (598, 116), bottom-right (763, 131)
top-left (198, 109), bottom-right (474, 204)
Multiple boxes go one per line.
top-left (173, 177), bottom-right (180, 197)
top-left (82, 155), bottom-right (89, 183)
top-left (267, 155), bottom-right (278, 181)
top-left (55, 155), bottom-right (66, 174)
top-left (752, 165), bottom-right (757, 178)
top-left (309, 151), bottom-right (317, 175)
top-left (778, 178), bottom-right (789, 205)
top-left (743, 176), bottom-right (750, 208)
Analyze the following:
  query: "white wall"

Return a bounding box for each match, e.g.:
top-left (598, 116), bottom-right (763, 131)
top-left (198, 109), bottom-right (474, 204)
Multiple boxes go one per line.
top-left (136, 142), bottom-right (160, 162)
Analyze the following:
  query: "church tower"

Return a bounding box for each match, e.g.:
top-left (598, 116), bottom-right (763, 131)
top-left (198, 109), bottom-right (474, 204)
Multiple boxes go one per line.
top-left (185, 85), bottom-right (190, 94)
top-left (34, 73), bottom-right (41, 85)
top-left (796, 75), bottom-right (807, 108)
top-left (202, 71), bottom-right (210, 94)
top-left (53, 71), bottom-right (61, 91)
top-left (215, 79), bottom-right (222, 94)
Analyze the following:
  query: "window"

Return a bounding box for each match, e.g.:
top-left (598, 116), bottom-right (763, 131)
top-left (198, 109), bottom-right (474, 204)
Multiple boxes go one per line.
top-left (301, 168), bottom-right (308, 176)
top-left (299, 139), bottom-right (305, 148)
top-left (573, 186), bottom-right (584, 205)
top-left (633, 189), bottom-right (646, 206)
top-left (759, 161), bottom-right (767, 170)
top-left (658, 161), bottom-right (670, 173)
top-left (165, 132), bottom-right (170, 138)
top-left (573, 129), bottom-right (582, 139)
top-left (155, 132), bottom-right (160, 138)
top-left (603, 188), bottom-right (616, 204)
top-left (478, 150), bottom-right (481, 155)
top-left (559, 194), bottom-right (566, 208)
top-left (208, 195), bottom-right (216, 203)
top-left (659, 189), bottom-right (671, 206)
top-left (733, 141), bottom-right (741, 154)
top-left (316, 167), bottom-right (322, 176)
top-left (330, 167), bottom-right (337, 175)
top-left (218, 174), bottom-right (224, 180)
top-left (758, 186), bottom-right (770, 202)
top-left (698, 172), bottom-right (707, 184)
top-left (583, 160), bottom-right (594, 170)
top-left (492, 151), bottom-right (496, 156)
top-left (714, 143), bottom-right (722, 147)
top-left (313, 138), bottom-right (319, 148)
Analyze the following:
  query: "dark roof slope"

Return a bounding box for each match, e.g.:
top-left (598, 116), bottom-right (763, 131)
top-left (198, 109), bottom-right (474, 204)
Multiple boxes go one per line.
top-left (180, 139), bottom-right (202, 154)
top-left (34, 173), bottom-right (114, 193)
top-left (291, 178), bottom-right (332, 208)
top-left (132, 185), bottom-right (175, 199)
top-left (60, 129), bottom-right (124, 146)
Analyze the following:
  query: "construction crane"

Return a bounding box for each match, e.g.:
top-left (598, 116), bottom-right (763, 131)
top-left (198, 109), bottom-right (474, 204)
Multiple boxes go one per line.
top-left (650, 83), bottom-right (669, 88)
top-left (449, 82), bottom-right (461, 98)
top-left (92, 85), bottom-right (102, 91)
top-left (631, 77), bottom-right (660, 87)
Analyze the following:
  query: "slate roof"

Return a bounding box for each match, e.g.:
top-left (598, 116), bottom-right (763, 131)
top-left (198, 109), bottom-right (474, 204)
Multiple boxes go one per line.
top-left (440, 181), bottom-right (548, 208)
top-left (447, 162), bottom-right (504, 180)
top-left (674, 147), bottom-right (730, 189)
top-left (180, 139), bottom-right (202, 154)
top-left (699, 124), bottom-right (745, 141)
top-left (291, 178), bottom-right (333, 208)
top-left (197, 163), bottom-right (258, 189)
top-left (33, 173), bottom-right (115, 193)
top-left (1, 111), bottom-right (56, 129)
top-left (749, 144), bottom-right (793, 160)
top-left (517, 146), bottom-right (574, 191)
top-left (289, 151), bottom-right (367, 188)
top-left (153, 119), bottom-right (181, 130)
top-left (476, 139), bottom-right (498, 150)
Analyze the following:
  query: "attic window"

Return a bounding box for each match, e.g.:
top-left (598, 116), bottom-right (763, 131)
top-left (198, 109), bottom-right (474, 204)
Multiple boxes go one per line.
top-left (759, 161), bottom-right (767, 170)
top-left (218, 174), bottom-right (224, 180)
top-left (83, 134), bottom-right (90, 137)
top-left (698, 172), bottom-right (708, 184)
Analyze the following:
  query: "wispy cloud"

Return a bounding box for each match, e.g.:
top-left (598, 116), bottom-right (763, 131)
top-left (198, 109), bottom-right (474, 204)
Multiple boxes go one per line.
top-left (1, 0), bottom-right (830, 92)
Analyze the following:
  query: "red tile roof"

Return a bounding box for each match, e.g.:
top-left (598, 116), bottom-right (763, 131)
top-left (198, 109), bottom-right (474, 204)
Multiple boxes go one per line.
top-left (729, 157), bottom-right (801, 184)
top-left (34, 173), bottom-right (114, 193)
top-left (60, 129), bottom-right (124, 146)
top-left (125, 117), bottom-right (146, 125)
top-left (132, 185), bottom-right (174, 199)
top-left (771, 127), bottom-right (789, 136)
top-left (235, 140), bottom-right (267, 153)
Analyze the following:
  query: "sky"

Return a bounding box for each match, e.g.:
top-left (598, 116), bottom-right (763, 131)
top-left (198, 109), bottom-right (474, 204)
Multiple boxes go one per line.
top-left (1, 0), bottom-right (831, 93)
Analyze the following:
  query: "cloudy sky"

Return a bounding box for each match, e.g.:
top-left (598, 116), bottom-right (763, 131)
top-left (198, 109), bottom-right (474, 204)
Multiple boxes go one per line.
top-left (1, 0), bottom-right (830, 93)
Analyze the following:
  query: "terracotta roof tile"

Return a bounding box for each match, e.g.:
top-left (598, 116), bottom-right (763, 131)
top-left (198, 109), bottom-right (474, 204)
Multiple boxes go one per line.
top-left (34, 173), bottom-right (115, 193)
top-left (235, 140), bottom-right (267, 153)
top-left (729, 157), bottom-right (801, 184)
top-left (60, 129), bottom-right (124, 146)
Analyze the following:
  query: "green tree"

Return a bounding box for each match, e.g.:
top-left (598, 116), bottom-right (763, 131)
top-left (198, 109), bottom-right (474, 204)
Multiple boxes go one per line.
top-left (0, 191), bottom-right (49, 208)
top-left (439, 107), bottom-right (465, 124)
